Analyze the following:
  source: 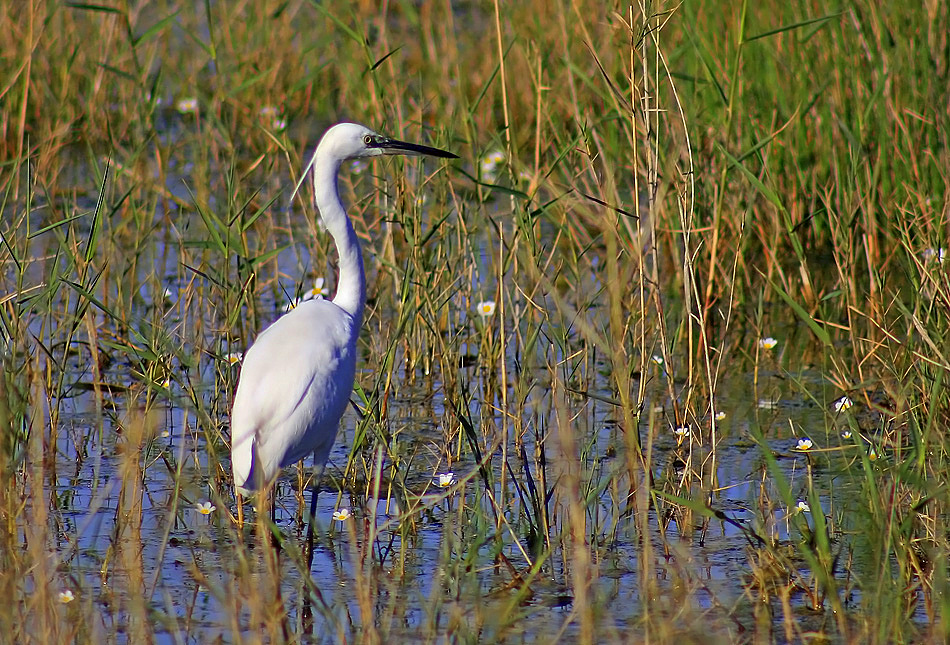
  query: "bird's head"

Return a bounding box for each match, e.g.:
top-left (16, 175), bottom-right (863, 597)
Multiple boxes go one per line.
top-left (322, 122), bottom-right (457, 161)
top-left (292, 123), bottom-right (457, 202)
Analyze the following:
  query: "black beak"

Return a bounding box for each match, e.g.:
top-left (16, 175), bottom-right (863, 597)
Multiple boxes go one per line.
top-left (375, 137), bottom-right (458, 159)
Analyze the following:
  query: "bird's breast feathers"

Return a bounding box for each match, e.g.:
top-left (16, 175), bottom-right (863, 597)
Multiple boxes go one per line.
top-left (230, 299), bottom-right (359, 478)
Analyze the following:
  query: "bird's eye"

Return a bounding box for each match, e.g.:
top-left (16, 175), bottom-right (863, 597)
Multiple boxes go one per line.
top-left (363, 134), bottom-right (374, 145)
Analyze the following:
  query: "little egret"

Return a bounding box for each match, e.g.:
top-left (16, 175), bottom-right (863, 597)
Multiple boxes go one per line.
top-left (230, 122), bottom-right (457, 524)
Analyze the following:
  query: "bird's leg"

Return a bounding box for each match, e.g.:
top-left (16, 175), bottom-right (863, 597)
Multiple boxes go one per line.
top-left (236, 493), bottom-right (245, 528)
top-left (306, 459), bottom-right (321, 570)
top-left (269, 485), bottom-right (284, 553)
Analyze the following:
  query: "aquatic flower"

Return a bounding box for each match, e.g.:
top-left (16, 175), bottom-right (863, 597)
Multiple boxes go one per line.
top-left (305, 278), bottom-right (330, 301)
top-left (255, 106), bottom-right (286, 130)
top-left (796, 500), bottom-right (810, 513)
top-left (58, 589), bottom-right (75, 604)
top-left (333, 508), bottom-right (351, 522)
top-left (673, 426), bottom-right (690, 445)
top-left (196, 502), bottom-right (216, 515)
top-left (651, 355), bottom-right (664, 365)
top-left (795, 437), bottom-right (813, 451)
top-left (283, 280), bottom-right (329, 311)
top-left (758, 337), bottom-right (778, 350)
top-left (841, 430), bottom-right (852, 439)
top-left (226, 352), bottom-right (243, 365)
top-left (159, 377), bottom-right (171, 389)
top-left (476, 300), bottom-right (496, 317)
top-left (834, 396), bottom-right (854, 412)
top-left (436, 472), bottom-right (455, 488)
top-left (868, 448), bottom-right (878, 461)
top-left (923, 247), bottom-right (947, 263)
top-left (715, 411), bottom-right (726, 421)
top-left (480, 150), bottom-right (506, 182)
top-left (162, 287), bottom-right (175, 303)
top-left (176, 97), bottom-right (198, 114)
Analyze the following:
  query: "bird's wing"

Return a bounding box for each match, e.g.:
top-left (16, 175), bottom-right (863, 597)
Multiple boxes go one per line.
top-left (230, 299), bottom-right (357, 491)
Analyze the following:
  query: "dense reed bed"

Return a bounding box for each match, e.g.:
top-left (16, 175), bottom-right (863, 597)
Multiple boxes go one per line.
top-left (2, 0), bottom-right (949, 642)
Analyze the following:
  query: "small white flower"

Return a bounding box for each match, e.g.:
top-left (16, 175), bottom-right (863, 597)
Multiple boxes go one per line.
top-left (226, 352), bottom-right (243, 365)
top-left (333, 508), bottom-right (351, 522)
top-left (714, 411), bottom-right (726, 421)
top-left (436, 472), bottom-right (455, 488)
top-left (796, 437), bottom-right (813, 451)
top-left (282, 300), bottom-right (298, 313)
top-left (868, 448), bottom-right (878, 461)
top-left (305, 278), bottom-right (329, 301)
top-left (58, 589), bottom-right (75, 604)
top-left (673, 426), bottom-right (690, 445)
top-left (487, 150), bottom-right (506, 165)
top-left (176, 97), bottom-right (198, 114)
top-left (796, 500), bottom-right (810, 513)
top-left (162, 287), bottom-right (175, 303)
top-left (923, 247), bottom-right (947, 263)
top-left (159, 377), bottom-right (171, 389)
top-left (758, 337), bottom-right (778, 350)
top-left (196, 502), bottom-right (216, 515)
top-left (476, 300), bottom-right (496, 317)
top-left (257, 105), bottom-right (285, 129)
top-left (841, 430), bottom-right (852, 439)
top-left (480, 150), bottom-right (506, 182)
top-left (160, 430), bottom-right (170, 438)
top-left (651, 355), bottom-right (664, 365)
top-left (834, 396), bottom-right (854, 412)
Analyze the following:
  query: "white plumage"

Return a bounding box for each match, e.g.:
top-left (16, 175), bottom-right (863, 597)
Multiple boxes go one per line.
top-left (230, 122), bottom-right (456, 497)
top-left (230, 297), bottom-right (358, 495)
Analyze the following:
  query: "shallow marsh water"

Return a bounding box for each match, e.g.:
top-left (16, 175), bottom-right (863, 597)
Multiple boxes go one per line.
top-left (6, 133), bottom-right (928, 642)
top-left (36, 213), bottom-right (909, 641)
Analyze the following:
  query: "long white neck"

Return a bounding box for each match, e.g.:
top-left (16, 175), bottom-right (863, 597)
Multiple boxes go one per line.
top-left (312, 151), bottom-right (365, 326)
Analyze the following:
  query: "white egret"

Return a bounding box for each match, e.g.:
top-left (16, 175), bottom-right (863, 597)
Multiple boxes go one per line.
top-left (230, 122), bottom-right (457, 525)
